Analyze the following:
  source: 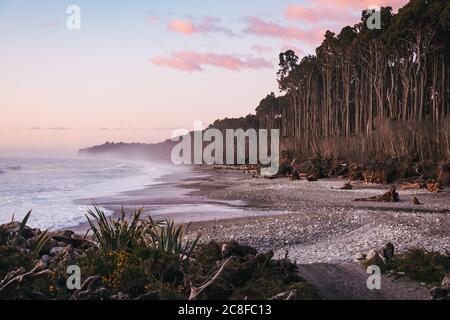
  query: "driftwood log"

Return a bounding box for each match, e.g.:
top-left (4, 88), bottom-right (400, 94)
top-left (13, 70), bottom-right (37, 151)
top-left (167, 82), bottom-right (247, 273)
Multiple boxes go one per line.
top-left (426, 181), bottom-right (442, 193)
top-left (400, 182), bottom-right (423, 190)
top-left (354, 186), bottom-right (400, 202)
top-left (189, 257), bottom-right (233, 300)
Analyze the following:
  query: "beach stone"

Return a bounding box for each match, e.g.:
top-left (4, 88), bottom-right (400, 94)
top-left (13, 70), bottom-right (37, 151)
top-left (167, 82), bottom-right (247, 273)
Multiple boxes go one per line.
top-left (366, 249), bottom-right (385, 265)
top-left (383, 242), bottom-right (395, 260)
top-left (49, 246), bottom-right (67, 256)
top-left (352, 252), bottom-right (366, 262)
top-left (40, 254), bottom-right (51, 264)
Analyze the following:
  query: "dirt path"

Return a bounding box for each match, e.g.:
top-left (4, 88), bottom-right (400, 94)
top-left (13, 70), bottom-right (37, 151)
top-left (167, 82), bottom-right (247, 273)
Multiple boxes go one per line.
top-left (297, 262), bottom-right (431, 300)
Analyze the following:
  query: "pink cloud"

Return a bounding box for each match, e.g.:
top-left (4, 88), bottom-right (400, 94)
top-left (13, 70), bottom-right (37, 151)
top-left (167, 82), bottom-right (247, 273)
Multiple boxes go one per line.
top-left (285, 0), bottom-right (409, 25)
top-left (168, 20), bottom-right (196, 35)
top-left (167, 16), bottom-right (236, 36)
top-left (284, 4), bottom-right (357, 24)
top-left (151, 51), bottom-right (273, 72)
top-left (243, 17), bottom-right (324, 45)
top-left (316, 0), bottom-right (408, 11)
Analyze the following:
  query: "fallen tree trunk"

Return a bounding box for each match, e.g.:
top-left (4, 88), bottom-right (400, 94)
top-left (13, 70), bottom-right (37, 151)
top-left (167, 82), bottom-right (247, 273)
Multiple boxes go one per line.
top-left (354, 186), bottom-right (400, 202)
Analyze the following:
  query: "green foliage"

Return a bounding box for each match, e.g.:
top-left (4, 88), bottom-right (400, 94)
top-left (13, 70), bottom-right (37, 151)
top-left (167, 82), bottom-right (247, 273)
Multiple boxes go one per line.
top-left (2, 207), bottom-right (317, 300)
top-left (31, 230), bottom-right (50, 259)
top-left (16, 210), bottom-right (31, 245)
top-left (0, 246), bottom-right (32, 279)
top-left (147, 218), bottom-right (199, 259)
top-left (86, 206), bottom-right (148, 252)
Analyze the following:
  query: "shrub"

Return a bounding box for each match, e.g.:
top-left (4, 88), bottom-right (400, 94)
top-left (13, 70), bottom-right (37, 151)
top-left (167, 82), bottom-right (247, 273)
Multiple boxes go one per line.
top-left (86, 206), bottom-right (148, 252)
top-left (387, 248), bottom-right (450, 285)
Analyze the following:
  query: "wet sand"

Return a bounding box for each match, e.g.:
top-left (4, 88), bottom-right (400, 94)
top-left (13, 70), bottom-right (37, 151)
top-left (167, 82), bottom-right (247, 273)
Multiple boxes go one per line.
top-left (73, 165), bottom-right (286, 234)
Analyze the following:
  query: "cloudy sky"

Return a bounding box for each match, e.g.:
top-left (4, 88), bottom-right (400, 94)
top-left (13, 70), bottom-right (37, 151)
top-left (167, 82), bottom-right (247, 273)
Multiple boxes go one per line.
top-left (0, 0), bottom-right (407, 155)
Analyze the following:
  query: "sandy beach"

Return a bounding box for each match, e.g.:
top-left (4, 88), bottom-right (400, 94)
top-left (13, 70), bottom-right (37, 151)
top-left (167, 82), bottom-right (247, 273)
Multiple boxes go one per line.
top-left (70, 164), bottom-right (450, 299)
top-left (75, 164), bottom-right (450, 265)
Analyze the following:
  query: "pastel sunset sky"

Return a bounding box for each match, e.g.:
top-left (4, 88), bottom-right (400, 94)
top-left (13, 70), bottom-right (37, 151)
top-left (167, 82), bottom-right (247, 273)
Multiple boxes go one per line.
top-left (0, 0), bottom-right (407, 156)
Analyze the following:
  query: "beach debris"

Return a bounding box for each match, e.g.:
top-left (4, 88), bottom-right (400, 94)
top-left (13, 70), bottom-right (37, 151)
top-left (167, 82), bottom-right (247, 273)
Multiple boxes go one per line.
top-left (442, 276), bottom-right (450, 289)
top-left (356, 243), bottom-right (395, 266)
top-left (412, 197), bottom-right (422, 205)
top-left (189, 257), bottom-right (234, 300)
top-left (306, 175), bottom-right (318, 182)
top-left (400, 181), bottom-right (424, 190)
top-left (352, 252), bottom-right (366, 262)
top-left (382, 242), bottom-right (395, 260)
top-left (341, 182), bottom-right (353, 190)
top-left (354, 186), bottom-right (400, 202)
top-left (426, 180), bottom-right (442, 193)
top-left (289, 170), bottom-right (301, 181)
top-left (363, 168), bottom-right (388, 184)
top-left (0, 261), bottom-right (50, 299)
top-left (329, 163), bottom-right (348, 177)
top-left (269, 289), bottom-right (296, 300)
top-left (365, 249), bottom-right (386, 265)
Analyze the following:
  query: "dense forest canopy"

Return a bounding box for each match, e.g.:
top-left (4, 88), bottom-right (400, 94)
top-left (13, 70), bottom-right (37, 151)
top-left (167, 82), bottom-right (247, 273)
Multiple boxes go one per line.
top-left (254, 0), bottom-right (450, 161)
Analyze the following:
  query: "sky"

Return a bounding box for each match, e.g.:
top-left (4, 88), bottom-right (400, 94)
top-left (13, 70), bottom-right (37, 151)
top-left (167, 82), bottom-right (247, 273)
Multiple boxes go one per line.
top-left (0, 0), bottom-right (407, 156)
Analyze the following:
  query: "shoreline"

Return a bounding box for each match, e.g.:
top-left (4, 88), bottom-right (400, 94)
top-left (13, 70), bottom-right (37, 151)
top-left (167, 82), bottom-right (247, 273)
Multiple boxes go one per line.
top-left (71, 164), bottom-right (450, 265)
top-left (72, 164), bottom-right (286, 234)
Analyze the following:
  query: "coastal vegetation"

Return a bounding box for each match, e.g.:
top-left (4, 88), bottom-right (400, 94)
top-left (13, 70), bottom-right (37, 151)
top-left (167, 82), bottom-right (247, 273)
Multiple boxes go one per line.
top-left (0, 209), bottom-right (317, 300)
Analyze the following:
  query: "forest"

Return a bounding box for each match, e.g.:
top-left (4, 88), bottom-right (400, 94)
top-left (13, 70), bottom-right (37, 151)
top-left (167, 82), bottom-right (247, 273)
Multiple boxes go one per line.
top-left (215, 0), bottom-right (450, 163)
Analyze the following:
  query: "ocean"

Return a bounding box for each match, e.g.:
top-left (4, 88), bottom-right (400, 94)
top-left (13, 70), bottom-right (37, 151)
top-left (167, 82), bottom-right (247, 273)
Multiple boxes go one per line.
top-left (0, 157), bottom-right (171, 229)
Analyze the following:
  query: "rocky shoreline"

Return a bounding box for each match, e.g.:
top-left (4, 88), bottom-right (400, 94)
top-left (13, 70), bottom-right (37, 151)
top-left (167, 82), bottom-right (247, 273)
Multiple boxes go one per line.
top-left (184, 166), bottom-right (450, 263)
top-left (0, 209), bottom-right (318, 300)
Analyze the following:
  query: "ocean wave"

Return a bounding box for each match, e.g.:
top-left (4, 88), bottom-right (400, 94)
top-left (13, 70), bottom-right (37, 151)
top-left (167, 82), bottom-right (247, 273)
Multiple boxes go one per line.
top-left (0, 166), bottom-right (22, 173)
